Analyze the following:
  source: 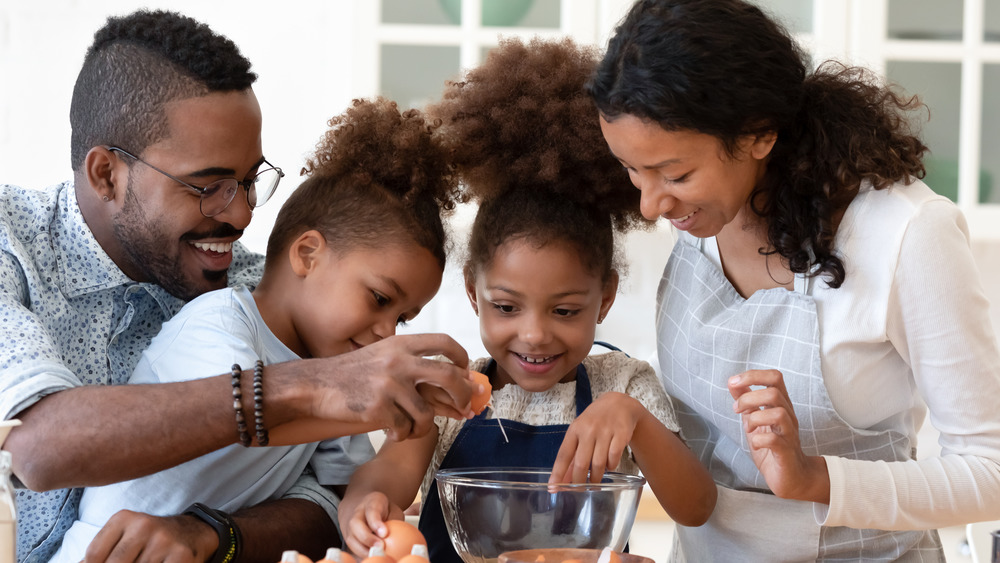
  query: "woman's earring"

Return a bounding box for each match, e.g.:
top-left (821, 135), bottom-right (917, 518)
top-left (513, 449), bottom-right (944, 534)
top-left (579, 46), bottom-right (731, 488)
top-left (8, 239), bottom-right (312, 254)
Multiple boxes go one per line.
top-left (102, 195), bottom-right (110, 202)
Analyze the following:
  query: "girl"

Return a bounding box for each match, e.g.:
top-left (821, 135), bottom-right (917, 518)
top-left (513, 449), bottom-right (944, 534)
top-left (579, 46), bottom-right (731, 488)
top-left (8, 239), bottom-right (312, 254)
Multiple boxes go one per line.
top-left (591, 0), bottom-right (1000, 560)
top-left (53, 97), bottom-right (474, 563)
top-left (338, 38), bottom-right (716, 563)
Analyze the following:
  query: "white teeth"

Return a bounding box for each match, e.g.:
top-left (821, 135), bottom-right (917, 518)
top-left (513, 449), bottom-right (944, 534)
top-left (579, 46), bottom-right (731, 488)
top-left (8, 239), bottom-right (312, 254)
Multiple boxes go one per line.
top-left (191, 241), bottom-right (233, 253)
top-left (672, 212), bottom-right (694, 222)
top-left (518, 353), bottom-right (553, 364)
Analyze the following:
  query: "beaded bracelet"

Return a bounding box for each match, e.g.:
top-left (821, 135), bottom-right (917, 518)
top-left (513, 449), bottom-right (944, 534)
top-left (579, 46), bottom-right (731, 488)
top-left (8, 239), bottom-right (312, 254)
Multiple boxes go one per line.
top-left (230, 364), bottom-right (251, 447)
top-left (253, 360), bottom-right (268, 446)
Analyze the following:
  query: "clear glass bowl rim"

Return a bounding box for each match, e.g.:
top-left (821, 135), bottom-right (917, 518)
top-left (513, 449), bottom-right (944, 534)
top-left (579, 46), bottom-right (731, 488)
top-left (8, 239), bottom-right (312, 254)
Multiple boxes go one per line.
top-left (435, 467), bottom-right (647, 491)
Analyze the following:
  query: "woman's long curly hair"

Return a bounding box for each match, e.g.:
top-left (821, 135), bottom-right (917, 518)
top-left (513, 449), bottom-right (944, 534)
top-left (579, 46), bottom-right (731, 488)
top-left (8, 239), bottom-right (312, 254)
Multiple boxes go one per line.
top-left (430, 37), bottom-right (653, 283)
top-left (589, 0), bottom-right (928, 288)
top-left (265, 97), bottom-right (461, 269)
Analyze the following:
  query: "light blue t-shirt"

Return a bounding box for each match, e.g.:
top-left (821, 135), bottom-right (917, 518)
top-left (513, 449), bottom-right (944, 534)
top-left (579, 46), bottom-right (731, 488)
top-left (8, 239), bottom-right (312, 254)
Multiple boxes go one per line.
top-left (52, 286), bottom-right (374, 563)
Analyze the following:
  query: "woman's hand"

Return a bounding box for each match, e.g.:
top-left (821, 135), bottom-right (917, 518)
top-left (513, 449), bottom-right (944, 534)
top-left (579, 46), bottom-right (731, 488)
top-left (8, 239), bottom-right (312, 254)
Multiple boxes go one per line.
top-left (340, 492), bottom-right (405, 558)
top-left (85, 509), bottom-right (216, 563)
top-left (728, 369), bottom-right (830, 504)
top-left (549, 392), bottom-right (643, 484)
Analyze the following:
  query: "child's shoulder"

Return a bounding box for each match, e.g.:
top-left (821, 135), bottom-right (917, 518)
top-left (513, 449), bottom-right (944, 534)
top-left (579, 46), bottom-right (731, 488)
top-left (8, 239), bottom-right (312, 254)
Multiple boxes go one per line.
top-left (583, 351), bottom-right (655, 388)
top-left (583, 350), bottom-right (652, 373)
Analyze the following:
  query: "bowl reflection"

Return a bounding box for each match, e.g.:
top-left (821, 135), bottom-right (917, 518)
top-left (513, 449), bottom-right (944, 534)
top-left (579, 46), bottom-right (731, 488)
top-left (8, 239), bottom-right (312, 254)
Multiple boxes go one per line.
top-left (436, 468), bottom-right (645, 563)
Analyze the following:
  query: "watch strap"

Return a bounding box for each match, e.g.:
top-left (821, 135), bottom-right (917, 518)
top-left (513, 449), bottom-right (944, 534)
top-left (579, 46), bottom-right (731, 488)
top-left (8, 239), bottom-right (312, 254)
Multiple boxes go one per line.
top-left (184, 502), bottom-right (241, 563)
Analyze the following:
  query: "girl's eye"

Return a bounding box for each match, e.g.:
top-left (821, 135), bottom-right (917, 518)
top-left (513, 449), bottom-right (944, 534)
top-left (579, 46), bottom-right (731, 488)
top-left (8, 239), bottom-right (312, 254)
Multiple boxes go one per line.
top-left (554, 308), bottom-right (580, 317)
top-left (373, 291), bottom-right (389, 307)
top-left (492, 303), bottom-right (515, 314)
top-left (396, 317), bottom-right (409, 327)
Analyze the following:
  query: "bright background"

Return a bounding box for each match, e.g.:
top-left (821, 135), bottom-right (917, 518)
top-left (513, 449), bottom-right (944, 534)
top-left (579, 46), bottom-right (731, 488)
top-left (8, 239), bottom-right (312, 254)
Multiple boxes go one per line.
top-left (2, 1), bottom-right (997, 560)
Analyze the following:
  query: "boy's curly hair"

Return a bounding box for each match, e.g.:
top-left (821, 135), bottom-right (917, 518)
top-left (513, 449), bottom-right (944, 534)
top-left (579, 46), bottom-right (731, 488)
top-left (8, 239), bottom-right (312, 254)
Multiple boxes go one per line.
top-left (265, 97), bottom-right (460, 269)
top-left (70, 9), bottom-right (256, 170)
top-left (430, 37), bottom-right (652, 282)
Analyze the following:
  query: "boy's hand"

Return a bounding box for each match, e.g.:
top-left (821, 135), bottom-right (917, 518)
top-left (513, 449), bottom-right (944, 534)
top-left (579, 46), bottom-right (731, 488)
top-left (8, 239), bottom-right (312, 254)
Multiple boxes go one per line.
top-left (549, 392), bottom-right (643, 484)
top-left (341, 492), bottom-right (405, 558)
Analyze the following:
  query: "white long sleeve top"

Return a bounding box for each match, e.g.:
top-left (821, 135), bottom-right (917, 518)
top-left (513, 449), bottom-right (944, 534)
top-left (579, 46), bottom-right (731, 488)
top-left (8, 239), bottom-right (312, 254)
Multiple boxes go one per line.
top-left (696, 180), bottom-right (1000, 530)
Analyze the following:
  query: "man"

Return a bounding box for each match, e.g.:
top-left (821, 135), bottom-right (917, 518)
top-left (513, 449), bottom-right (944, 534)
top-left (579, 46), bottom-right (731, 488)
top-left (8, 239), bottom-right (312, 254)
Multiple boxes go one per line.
top-left (0, 9), bottom-right (473, 563)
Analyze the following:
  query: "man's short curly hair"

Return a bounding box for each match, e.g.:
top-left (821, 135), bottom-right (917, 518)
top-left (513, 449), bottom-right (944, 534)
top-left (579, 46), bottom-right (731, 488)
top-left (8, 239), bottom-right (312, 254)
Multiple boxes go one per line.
top-left (265, 97), bottom-right (460, 270)
top-left (430, 37), bottom-right (651, 283)
top-left (70, 9), bottom-right (256, 170)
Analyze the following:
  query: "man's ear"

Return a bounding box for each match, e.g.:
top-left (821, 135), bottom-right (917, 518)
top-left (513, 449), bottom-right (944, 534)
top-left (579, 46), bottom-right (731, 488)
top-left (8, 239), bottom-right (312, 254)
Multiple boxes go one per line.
top-left (288, 230), bottom-right (328, 277)
top-left (597, 270), bottom-right (620, 324)
top-left (83, 146), bottom-right (121, 203)
top-left (463, 267), bottom-right (480, 316)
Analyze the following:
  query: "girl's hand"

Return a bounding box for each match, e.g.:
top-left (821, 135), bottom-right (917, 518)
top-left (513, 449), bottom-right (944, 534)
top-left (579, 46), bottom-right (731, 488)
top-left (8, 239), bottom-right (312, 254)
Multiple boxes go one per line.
top-left (728, 369), bottom-right (830, 503)
top-left (341, 492), bottom-right (405, 557)
top-left (549, 392), bottom-right (643, 484)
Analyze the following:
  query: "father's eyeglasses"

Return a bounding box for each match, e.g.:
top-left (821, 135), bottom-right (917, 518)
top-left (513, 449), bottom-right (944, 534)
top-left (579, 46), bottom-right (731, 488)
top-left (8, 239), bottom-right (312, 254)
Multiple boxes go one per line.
top-left (107, 146), bottom-right (284, 218)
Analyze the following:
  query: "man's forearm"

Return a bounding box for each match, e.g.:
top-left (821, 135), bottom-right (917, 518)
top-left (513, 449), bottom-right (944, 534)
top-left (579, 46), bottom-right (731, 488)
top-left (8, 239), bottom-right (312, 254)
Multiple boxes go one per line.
top-left (8, 376), bottom-right (237, 490)
top-left (234, 498), bottom-right (340, 562)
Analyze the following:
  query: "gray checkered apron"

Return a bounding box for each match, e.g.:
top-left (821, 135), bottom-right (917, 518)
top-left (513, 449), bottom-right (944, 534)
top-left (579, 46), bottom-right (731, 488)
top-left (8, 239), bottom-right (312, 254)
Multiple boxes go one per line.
top-left (659, 238), bottom-right (944, 562)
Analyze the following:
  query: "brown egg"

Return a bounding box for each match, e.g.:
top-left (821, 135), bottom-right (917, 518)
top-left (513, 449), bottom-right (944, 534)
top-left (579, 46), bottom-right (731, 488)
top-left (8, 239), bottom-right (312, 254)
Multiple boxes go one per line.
top-left (469, 370), bottom-right (491, 414)
top-left (381, 519), bottom-right (427, 560)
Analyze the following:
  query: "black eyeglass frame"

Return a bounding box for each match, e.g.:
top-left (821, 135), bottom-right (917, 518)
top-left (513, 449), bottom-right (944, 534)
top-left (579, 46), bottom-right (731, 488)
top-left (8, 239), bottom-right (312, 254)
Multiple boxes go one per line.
top-left (106, 146), bottom-right (284, 218)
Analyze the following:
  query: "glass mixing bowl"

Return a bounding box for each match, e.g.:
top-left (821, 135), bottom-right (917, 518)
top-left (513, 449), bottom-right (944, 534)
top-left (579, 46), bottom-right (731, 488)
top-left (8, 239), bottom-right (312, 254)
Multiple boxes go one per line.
top-left (435, 468), bottom-right (646, 563)
top-left (498, 548), bottom-right (654, 563)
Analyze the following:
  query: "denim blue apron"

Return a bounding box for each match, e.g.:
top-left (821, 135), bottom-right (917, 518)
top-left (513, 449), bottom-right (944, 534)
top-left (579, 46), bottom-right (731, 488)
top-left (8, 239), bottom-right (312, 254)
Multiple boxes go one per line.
top-left (418, 360), bottom-right (593, 563)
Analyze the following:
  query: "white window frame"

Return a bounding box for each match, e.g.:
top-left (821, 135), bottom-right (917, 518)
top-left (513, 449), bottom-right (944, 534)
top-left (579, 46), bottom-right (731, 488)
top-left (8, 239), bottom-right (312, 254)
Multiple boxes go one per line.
top-left (848, 0), bottom-right (1000, 239)
top-left (351, 0), bottom-right (607, 99)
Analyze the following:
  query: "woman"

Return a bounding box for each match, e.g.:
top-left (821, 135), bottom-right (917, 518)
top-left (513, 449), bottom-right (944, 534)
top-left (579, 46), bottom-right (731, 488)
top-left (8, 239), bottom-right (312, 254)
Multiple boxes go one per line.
top-left (590, 0), bottom-right (1000, 561)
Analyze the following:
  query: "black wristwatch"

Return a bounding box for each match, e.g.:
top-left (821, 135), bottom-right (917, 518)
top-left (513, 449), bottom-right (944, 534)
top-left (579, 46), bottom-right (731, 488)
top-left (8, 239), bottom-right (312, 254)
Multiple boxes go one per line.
top-left (184, 502), bottom-right (241, 563)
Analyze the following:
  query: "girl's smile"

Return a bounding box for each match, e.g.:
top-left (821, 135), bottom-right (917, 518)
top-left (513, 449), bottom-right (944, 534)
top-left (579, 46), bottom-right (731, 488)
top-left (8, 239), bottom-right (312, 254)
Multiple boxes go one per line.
top-left (466, 239), bottom-right (616, 392)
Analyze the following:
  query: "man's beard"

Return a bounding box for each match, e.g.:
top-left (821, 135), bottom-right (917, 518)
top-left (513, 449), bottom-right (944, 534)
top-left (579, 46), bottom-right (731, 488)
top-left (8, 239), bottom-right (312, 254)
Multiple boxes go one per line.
top-left (111, 178), bottom-right (227, 301)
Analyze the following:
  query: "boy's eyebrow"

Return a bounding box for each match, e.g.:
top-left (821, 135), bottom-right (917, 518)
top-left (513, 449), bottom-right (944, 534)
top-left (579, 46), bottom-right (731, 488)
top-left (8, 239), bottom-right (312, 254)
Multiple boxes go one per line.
top-left (381, 275), bottom-right (406, 298)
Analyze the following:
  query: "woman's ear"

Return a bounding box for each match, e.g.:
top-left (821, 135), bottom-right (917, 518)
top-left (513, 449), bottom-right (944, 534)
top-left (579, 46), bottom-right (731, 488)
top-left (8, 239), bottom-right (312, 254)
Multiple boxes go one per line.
top-left (83, 146), bottom-right (121, 203)
top-left (597, 271), bottom-right (620, 324)
top-left (748, 130), bottom-right (778, 160)
top-left (463, 267), bottom-right (480, 316)
top-left (288, 230), bottom-right (328, 277)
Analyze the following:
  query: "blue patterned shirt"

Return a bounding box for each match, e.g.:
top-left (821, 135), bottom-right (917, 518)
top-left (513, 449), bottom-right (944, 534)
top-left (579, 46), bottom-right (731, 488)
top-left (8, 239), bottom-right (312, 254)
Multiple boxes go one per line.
top-left (0, 181), bottom-right (316, 562)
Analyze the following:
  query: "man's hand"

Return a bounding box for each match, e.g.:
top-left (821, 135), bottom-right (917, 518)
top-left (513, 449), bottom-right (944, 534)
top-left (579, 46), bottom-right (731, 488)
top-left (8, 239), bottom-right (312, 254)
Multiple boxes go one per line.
top-left (85, 510), bottom-right (216, 563)
top-left (272, 334), bottom-right (475, 442)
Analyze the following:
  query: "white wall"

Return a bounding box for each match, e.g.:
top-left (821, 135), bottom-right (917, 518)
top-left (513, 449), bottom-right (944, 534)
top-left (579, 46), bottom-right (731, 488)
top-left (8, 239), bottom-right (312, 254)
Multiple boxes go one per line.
top-left (0, 0), bottom-right (673, 362)
top-left (1, 1), bottom-right (995, 363)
